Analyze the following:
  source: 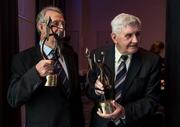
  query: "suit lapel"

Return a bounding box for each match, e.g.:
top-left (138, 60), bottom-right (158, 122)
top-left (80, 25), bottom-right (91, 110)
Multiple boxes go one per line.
top-left (35, 45), bottom-right (43, 62)
top-left (104, 44), bottom-right (115, 77)
top-left (62, 48), bottom-right (73, 93)
top-left (63, 52), bottom-right (72, 80)
top-left (104, 44), bottom-right (115, 89)
top-left (122, 51), bottom-right (142, 97)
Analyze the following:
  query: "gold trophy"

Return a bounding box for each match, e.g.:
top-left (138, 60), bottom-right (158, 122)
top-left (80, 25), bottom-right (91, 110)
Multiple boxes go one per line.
top-left (86, 48), bottom-right (114, 114)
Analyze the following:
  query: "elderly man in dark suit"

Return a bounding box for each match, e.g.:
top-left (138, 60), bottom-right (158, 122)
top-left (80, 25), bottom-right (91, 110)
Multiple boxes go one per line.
top-left (7, 6), bottom-right (84, 127)
top-left (86, 13), bottom-right (161, 127)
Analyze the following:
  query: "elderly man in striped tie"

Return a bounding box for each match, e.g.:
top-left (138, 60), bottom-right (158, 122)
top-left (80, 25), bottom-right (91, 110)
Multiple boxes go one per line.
top-left (86, 13), bottom-right (161, 127)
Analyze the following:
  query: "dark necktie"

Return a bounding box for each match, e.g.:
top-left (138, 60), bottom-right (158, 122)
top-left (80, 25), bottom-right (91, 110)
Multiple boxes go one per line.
top-left (51, 50), bottom-right (70, 97)
top-left (114, 55), bottom-right (128, 101)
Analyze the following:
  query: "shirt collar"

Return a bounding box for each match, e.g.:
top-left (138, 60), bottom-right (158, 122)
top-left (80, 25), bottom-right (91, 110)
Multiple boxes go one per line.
top-left (39, 41), bottom-right (53, 56)
top-left (115, 46), bottom-right (132, 62)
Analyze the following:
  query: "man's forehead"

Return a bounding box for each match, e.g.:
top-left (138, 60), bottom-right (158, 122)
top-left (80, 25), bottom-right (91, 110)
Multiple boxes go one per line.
top-left (122, 25), bottom-right (141, 32)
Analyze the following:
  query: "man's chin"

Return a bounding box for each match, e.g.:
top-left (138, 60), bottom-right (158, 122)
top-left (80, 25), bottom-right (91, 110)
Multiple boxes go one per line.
top-left (128, 47), bottom-right (138, 54)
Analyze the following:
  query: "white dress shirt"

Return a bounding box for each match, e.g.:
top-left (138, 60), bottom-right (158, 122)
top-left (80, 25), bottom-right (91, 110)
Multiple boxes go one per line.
top-left (114, 46), bottom-right (132, 80)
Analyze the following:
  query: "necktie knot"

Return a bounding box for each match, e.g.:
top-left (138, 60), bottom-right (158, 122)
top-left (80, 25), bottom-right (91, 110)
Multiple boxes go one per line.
top-left (120, 55), bottom-right (128, 62)
top-left (50, 49), bottom-right (59, 60)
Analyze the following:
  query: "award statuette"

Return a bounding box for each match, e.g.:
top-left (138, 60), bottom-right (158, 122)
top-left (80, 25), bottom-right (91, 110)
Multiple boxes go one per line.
top-left (40, 41), bottom-right (58, 87)
top-left (86, 48), bottom-right (114, 114)
top-left (40, 17), bottom-right (64, 87)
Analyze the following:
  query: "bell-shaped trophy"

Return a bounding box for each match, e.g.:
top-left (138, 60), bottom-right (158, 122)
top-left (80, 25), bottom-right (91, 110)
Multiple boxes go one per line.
top-left (86, 48), bottom-right (114, 114)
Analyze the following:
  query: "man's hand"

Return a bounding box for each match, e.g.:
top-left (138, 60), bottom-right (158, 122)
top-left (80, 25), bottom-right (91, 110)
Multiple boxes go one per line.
top-left (35, 59), bottom-right (55, 77)
top-left (97, 100), bottom-right (125, 120)
top-left (95, 79), bottom-right (105, 95)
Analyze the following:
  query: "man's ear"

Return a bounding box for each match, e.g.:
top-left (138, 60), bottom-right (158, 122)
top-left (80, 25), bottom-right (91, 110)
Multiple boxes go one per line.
top-left (38, 23), bottom-right (47, 36)
top-left (111, 33), bottom-right (117, 44)
top-left (38, 23), bottom-right (43, 31)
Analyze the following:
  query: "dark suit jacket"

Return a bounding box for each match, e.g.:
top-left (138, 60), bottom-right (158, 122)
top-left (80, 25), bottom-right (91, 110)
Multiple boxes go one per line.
top-left (86, 43), bottom-right (161, 127)
top-left (7, 44), bottom-right (84, 127)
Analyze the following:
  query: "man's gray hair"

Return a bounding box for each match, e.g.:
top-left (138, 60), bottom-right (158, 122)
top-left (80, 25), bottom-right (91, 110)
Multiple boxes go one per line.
top-left (36, 6), bottom-right (63, 32)
top-left (111, 13), bottom-right (141, 34)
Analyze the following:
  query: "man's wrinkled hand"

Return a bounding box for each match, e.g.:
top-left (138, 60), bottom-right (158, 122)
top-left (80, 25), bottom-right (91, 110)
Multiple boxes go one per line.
top-left (35, 59), bottom-right (55, 77)
top-left (97, 100), bottom-right (125, 120)
top-left (95, 79), bottom-right (105, 95)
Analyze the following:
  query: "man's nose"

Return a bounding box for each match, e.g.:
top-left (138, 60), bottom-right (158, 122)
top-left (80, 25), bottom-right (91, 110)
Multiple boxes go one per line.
top-left (57, 23), bottom-right (63, 29)
top-left (55, 24), bottom-right (64, 32)
top-left (132, 35), bottom-right (138, 43)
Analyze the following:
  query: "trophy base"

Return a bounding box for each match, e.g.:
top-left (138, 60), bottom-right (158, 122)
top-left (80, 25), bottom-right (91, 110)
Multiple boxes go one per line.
top-left (45, 74), bottom-right (58, 87)
top-left (99, 100), bottom-right (114, 114)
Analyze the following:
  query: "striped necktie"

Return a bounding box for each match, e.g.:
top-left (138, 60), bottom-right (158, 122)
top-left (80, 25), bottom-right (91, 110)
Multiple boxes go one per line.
top-left (114, 55), bottom-right (128, 101)
top-left (51, 50), bottom-right (71, 97)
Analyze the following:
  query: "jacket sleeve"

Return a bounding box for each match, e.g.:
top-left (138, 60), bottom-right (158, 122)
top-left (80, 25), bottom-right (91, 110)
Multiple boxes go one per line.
top-left (7, 55), bottom-right (43, 107)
